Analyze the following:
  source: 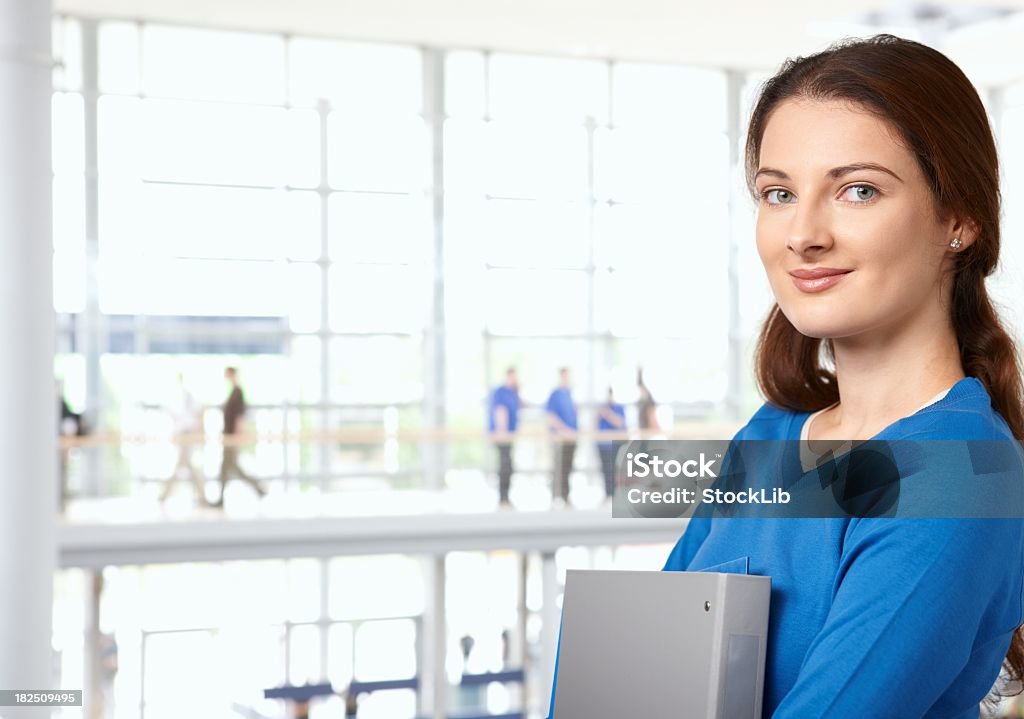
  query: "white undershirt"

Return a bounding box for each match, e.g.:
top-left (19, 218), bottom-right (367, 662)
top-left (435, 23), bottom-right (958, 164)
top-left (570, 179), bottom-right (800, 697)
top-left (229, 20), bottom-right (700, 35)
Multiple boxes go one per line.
top-left (798, 386), bottom-right (952, 472)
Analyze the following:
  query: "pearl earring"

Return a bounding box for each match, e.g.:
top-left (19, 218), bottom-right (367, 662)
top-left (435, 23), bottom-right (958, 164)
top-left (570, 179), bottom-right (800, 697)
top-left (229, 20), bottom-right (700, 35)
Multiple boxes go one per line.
top-left (950, 237), bottom-right (962, 250)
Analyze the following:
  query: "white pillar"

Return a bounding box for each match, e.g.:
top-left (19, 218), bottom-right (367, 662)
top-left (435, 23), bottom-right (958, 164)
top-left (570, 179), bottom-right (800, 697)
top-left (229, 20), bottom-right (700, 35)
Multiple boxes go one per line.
top-left (0, 0), bottom-right (57, 715)
top-left (539, 551), bottom-right (559, 715)
top-left (417, 555), bottom-right (447, 719)
top-left (725, 69), bottom-right (744, 422)
top-left (421, 49), bottom-right (447, 492)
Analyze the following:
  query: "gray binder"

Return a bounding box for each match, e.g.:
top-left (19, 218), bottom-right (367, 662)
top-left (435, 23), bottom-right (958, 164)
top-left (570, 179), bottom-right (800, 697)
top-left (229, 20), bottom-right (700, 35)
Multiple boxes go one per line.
top-left (553, 569), bottom-right (771, 719)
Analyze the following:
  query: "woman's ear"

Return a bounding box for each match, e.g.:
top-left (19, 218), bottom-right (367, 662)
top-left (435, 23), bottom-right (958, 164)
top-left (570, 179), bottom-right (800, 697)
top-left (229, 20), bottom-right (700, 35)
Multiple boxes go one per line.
top-left (950, 217), bottom-right (980, 250)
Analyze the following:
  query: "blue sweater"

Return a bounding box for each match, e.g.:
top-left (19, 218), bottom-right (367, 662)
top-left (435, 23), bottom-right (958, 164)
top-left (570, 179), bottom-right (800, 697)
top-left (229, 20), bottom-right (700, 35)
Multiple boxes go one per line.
top-left (548, 377), bottom-right (1024, 718)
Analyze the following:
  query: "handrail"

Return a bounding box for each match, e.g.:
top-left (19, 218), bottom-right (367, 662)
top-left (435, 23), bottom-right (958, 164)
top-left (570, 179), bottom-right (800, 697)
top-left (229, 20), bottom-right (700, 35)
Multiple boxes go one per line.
top-left (57, 422), bottom-right (743, 450)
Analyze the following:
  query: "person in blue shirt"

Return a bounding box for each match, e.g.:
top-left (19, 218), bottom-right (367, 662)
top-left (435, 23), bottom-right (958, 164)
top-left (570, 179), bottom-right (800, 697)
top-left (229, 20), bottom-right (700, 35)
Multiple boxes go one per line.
top-left (547, 35), bottom-right (1024, 718)
top-left (545, 368), bottom-right (578, 507)
top-left (596, 387), bottom-right (626, 500)
top-left (487, 367), bottom-right (520, 507)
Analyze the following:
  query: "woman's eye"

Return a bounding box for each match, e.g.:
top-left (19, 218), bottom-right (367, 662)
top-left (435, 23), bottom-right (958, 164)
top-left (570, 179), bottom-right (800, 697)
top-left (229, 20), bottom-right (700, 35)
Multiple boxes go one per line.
top-left (842, 184), bottom-right (878, 202)
top-left (763, 189), bottom-right (795, 205)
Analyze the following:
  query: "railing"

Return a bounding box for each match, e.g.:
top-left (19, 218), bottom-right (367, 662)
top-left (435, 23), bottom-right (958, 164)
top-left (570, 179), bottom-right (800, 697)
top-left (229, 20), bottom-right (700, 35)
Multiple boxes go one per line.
top-left (56, 417), bottom-right (744, 504)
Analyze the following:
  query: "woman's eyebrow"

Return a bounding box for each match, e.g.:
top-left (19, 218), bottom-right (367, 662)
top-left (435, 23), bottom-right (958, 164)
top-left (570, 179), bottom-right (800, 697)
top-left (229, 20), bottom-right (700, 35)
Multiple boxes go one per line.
top-left (754, 162), bottom-right (904, 183)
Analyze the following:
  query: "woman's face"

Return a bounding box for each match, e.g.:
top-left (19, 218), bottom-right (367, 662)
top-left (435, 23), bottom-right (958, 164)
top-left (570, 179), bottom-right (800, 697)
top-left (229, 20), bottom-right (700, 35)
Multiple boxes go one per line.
top-left (754, 98), bottom-right (958, 342)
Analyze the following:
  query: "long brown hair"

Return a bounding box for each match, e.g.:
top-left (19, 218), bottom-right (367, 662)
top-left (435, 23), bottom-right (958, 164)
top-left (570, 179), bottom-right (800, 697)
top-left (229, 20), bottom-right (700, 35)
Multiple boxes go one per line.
top-left (745, 34), bottom-right (1024, 696)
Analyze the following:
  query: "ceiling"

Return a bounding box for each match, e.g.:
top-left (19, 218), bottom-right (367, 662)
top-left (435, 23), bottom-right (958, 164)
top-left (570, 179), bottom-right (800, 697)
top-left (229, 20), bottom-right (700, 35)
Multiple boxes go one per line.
top-left (54, 0), bottom-right (1024, 85)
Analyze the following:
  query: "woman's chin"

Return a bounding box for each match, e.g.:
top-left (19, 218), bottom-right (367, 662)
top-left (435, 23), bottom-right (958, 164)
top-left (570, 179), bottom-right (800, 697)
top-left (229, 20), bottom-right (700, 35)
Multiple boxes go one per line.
top-left (782, 312), bottom-right (849, 340)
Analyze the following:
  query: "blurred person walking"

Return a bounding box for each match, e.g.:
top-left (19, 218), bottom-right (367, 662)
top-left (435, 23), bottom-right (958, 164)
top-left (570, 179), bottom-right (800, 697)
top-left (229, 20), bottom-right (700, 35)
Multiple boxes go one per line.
top-left (636, 367), bottom-right (661, 435)
top-left (57, 379), bottom-right (87, 510)
top-left (159, 373), bottom-right (207, 504)
top-left (212, 366), bottom-right (266, 507)
top-left (488, 367), bottom-right (521, 507)
top-left (596, 387), bottom-right (626, 500)
top-left (545, 368), bottom-right (578, 507)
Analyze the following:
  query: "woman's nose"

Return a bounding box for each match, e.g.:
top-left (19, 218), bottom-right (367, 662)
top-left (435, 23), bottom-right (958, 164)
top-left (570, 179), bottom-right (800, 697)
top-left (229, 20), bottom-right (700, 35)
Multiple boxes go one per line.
top-left (786, 203), bottom-right (834, 256)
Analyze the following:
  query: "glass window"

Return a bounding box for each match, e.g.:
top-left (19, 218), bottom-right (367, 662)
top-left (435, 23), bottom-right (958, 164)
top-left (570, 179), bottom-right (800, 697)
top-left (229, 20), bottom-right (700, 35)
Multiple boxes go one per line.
top-left (53, 174), bottom-right (86, 253)
top-left (482, 121), bottom-right (588, 200)
top-left (595, 263), bottom-right (729, 340)
top-left (445, 51), bottom-right (486, 119)
top-left (142, 25), bottom-right (286, 104)
top-left (328, 556), bottom-right (425, 620)
top-left (327, 623), bottom-right (355, 688)
top-left (353, 619), bottom-right (417, 680)
top-left (288, 336), bottom-right (323, 403)
top-left (53, 18), bottom-right (82, 92)
top-left (612, 63), bottom-right (726, 130)
top-left (137, 564), bottom-right (219, 631)
top-left (287, 263), bottom-right (322, 334)
top-left (285, 559), bottom-right (322, 623)
top-left (54, 353), bottom-right (87, 413)
top-left (995, 100), bottom-right (1024, 339)
top-left (288, 624), bottom-right (321, 685)
top-left (135, 100), bottom-right (317, 186)
top-left (327, 115), bottom-right (428, 192)
top-left (144, 631), bottom-right (218, 709)
top-left (53, 252), bottom-right (86, 314)
top-left (219, 625), bottom-right (287, 701)
top-left (98, 257), bottom-right (288, 316)
top-left (289, 38), bottom-right (422, 114)
top-left (489, 53), bottom-right (609, 123)
top-left (99, 97), bottom-right (317, 186)
top-left (52, 92), bottom-right (84, 175)
top-left (328, 193), bottom-right (431, 264)
top-left (443, 118), bottom-right (487, 197)
top-left (735, 189), bottom-right (771, 339)
top-left (106, 184), bottom-right (316, 261)
top-left (444, 334), bottom-right (485, 415)
top-left (477, 199), bottom-right (589, 269)
top-left (446, 552), bottom-right (520, 656)
top-left (285, 191), bottom-right (323, 261)
top-left (594, 202), bottom-right (689, 270)
top-left (485, 268), bottom-right (589, 336)
top-left (328, 264), bottom-right (429, 334)
top-left (741, 72), bottom-right (773, 130)
top-left (97, 96), bottom-right (142, 177)
top-left (98, 21), bottom-right (140, 94)
top-left (330, 337), bottom-right (424, 404)
top-left (593, 127), bottom-right (729, 203)
top-left (53, 570), bottom-right (86, 704)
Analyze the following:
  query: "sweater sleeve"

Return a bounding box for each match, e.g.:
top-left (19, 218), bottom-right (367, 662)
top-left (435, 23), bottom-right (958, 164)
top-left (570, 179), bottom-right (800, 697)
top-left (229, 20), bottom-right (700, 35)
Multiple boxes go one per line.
top-left (772, 517), bottom-right (1024, 718)
top-left (663, 516), bottom-right (712, 571)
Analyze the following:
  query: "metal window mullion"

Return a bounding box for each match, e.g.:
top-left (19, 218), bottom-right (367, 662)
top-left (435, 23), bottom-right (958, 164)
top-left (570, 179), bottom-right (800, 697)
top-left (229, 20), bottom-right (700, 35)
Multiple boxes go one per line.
top-left (80, 18), bottom-right (104, 499)
top-left (280, 32), bottom-right (299, 488)
top-left (284, 620), bottom-right (292, 684)
top-left (585, 113), bottom-right (598, 430)
top-left (139, 630), bottom-right (147, 719)
top-left (989, 86), bottom-right (1005, 151)
top-left (420, 49), bottom-right (449, 719)
top-left (725, 70), bottom-right (744, 421)
top-left (422, 48), bottom-right (447, 492)
top-left (482, 51), bottom-right (493, 418)
top-left (319, 561), bottom-right (331, 684)
top-left (317, 98), bottom-right (331, 484)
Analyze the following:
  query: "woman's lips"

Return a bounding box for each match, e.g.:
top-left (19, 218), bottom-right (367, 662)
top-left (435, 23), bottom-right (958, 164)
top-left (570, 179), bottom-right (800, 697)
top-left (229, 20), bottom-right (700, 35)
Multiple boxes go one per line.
top-left (790, 271), bottom-right (851, 293)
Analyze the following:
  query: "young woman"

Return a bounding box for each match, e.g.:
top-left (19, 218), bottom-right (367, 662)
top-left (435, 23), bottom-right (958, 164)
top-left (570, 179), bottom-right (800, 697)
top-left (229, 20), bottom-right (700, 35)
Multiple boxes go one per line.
top-left (664, 35), bottom-right (1024, 718)
top-left (548, 35), bottom-right (1024, 718)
